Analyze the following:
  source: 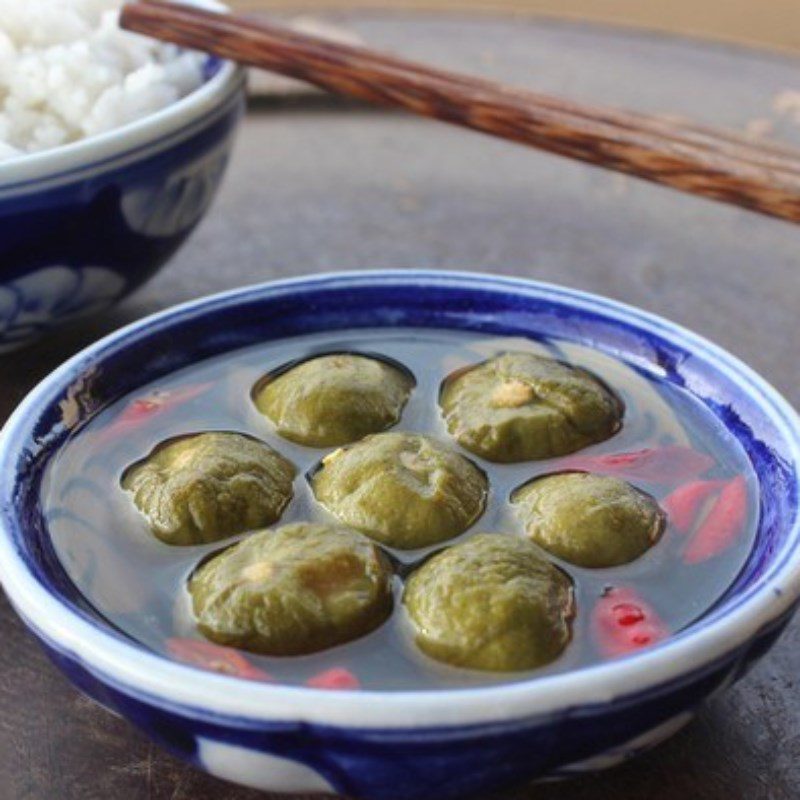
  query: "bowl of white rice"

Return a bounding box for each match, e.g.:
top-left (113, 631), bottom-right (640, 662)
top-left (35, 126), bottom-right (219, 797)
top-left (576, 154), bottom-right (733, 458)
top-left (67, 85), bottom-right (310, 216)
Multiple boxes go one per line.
top-left (0, 0), bottom-right (245, 351)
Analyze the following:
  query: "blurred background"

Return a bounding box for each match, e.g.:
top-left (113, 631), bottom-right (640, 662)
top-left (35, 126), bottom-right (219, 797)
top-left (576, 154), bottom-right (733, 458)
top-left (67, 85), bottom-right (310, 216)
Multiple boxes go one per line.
top-left (232, 0), bottom-right (800, 51)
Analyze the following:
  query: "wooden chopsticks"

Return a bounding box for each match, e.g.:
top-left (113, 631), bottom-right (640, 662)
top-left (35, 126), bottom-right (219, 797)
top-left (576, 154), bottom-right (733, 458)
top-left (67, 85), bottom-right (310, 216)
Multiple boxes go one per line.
top-left (121, 0), bottom-right (800, 224)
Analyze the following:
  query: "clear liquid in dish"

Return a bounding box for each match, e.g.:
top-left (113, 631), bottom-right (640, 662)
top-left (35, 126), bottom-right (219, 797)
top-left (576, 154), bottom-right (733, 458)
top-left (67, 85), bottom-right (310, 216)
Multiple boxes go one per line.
top-left (43, 328), bottom-right (758, 691)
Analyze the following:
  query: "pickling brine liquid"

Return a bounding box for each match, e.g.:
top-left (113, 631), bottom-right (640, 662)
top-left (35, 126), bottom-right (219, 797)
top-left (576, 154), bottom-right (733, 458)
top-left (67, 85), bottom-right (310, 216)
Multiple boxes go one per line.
top-left (43, 328), bottom-right (758, 690)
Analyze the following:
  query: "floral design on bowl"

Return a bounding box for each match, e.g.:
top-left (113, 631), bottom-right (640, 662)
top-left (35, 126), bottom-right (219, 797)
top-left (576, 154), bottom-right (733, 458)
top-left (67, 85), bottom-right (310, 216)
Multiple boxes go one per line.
top-left (120, 141), bottom-right (231, 238)
top-left (0, 266), bottom-right (127, 351)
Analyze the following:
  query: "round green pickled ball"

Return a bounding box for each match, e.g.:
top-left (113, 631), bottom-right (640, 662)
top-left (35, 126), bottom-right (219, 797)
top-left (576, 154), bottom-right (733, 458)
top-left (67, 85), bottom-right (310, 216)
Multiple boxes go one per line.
top-left (439, 352), bottom-right (622, 463)
top-left (122, 432), bottom-right (295, 546)
top-left (512, 472), bottom-right (664, 568)
top-left (189, 522), bottom-right (393, 655)
top-left (254, 353), bottom-right (415, 447)
top-left (403, 534), bottom-right (574, 672)
top-left (311, 432), bottom-right (488, 550)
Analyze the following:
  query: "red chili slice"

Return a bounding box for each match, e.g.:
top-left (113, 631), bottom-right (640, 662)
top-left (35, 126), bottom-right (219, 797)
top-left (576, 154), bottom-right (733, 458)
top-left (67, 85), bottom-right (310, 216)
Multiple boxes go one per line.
top-left (562, 445), bottom-right (715, 485)
top-left (166, 638), bottom-right (272, 682)
top-left (662, 479), bottom-right (725, 533)
top-left (592, 587), bottom-right (668, 658)
top-left (306, 668), bottom-right (361, 690)
top-left (96, 382), bottom-right (213, 443)
top-left (683, 475), bottom-right (748, 564)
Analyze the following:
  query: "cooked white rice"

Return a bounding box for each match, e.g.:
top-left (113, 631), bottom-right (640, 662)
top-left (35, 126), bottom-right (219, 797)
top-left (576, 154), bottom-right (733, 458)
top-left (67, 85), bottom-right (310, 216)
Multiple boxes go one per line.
top-left (0, 0), bottom-right (206, 162)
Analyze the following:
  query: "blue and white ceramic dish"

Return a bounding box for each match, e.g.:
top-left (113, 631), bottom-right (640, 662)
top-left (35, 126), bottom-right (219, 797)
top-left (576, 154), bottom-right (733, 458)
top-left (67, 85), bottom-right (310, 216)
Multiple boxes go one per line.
top-left (0, 0), bottom-right (244, 352)
top-left (1, 271), bottom-right (799, 799)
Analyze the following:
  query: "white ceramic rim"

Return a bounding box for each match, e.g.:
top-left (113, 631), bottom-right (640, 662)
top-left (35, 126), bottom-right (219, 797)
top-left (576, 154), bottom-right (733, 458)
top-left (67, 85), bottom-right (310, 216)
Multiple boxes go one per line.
top-left (0, 0), bottom-right (242, 190)
top-left (1, 270), bottom-right (799, 729)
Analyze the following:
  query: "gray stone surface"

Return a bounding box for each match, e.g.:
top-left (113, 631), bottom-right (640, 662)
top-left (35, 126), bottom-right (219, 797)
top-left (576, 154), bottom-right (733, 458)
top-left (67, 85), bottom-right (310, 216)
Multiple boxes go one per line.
top-left (0, 14), bottom-right (798, 800)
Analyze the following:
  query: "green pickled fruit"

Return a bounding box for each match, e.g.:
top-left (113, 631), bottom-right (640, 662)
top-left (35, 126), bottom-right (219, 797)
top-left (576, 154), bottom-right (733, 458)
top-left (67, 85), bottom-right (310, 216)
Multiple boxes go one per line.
top-left (189, 522), bottom-right (393, 655)
top-left (512, 472), bottom-right (664, 567)
top-left (439, 352), bottom-right (623, 462)
top-left (254, 353), bottom-right (414, 447)
top-left (404, 534), bottom-right (574, 672)
top-left (311, 432), bottom-right (488, 550)
top-left (122, 432), bottom-right (295, 546)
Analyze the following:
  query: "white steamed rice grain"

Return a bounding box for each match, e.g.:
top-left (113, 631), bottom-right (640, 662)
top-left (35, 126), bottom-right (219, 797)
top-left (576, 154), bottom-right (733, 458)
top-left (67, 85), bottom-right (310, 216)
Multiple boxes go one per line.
top-left (0, 0), bottom-right (206, 162)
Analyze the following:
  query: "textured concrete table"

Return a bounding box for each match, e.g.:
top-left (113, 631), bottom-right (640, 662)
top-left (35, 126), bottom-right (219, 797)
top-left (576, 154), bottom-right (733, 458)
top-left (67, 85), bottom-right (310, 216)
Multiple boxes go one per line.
top-left (1, 15), bottom-right (799, 800)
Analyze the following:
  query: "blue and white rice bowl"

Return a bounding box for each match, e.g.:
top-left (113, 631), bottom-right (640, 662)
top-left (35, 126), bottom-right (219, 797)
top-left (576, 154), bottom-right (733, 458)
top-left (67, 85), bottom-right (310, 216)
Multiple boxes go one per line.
top-left (0, 0), bottom-right (244, 351)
